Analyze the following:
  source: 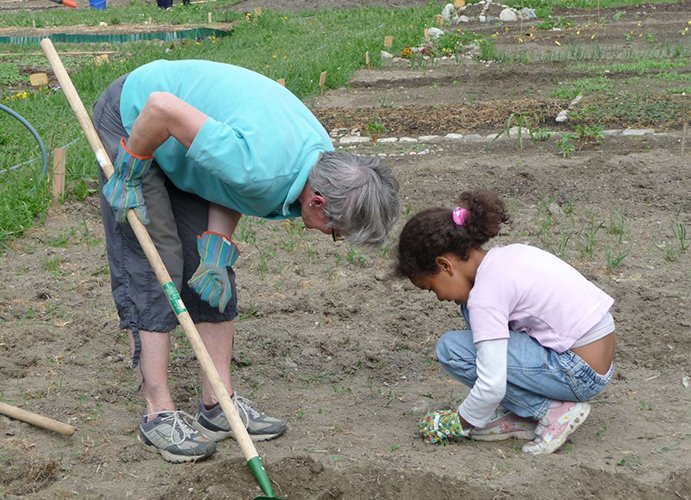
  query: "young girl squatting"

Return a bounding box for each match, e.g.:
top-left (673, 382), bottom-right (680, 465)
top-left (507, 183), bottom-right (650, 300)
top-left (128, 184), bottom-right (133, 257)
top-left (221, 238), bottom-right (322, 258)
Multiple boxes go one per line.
top-left (396, 190), bottom-right (617, 454)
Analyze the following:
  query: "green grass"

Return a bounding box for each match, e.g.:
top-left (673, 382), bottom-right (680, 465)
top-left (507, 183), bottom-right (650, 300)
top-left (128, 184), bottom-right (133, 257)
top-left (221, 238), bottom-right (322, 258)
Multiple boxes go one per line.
top-left (0, 2), bottom-right (439, 244)
top-left (0, 0), bottom-right (686, 245)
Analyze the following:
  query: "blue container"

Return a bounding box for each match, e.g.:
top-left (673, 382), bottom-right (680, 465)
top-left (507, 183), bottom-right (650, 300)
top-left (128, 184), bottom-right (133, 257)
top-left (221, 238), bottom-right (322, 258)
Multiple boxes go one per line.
top-left (89, 0), bottom-right (106, 9)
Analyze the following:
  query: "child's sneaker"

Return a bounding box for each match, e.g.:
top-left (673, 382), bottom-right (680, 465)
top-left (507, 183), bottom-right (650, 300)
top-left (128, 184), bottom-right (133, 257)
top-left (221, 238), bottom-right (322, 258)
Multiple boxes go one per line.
top-left (418, 409), bottom-right (471, 444)
top-left (470, 409), bottom-right (537, 442)
top-left (522, 401), bottom-right (591, 455)
top-left (194, 392), bottom-right (288, 442)
top-left (138, 411), bottom-right (216, 463)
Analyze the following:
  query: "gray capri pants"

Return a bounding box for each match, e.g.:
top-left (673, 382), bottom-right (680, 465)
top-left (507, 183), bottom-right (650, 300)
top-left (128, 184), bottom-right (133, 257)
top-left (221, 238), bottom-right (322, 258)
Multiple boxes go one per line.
top-left (92, 74), bottom-right (238, 342)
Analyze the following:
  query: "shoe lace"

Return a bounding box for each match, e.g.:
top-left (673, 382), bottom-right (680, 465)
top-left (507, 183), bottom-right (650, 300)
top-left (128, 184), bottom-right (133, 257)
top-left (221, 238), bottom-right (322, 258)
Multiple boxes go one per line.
top-left (233, 393), bottom-right (262, 427)
top-left (147, 410), bottom-right (196, 446)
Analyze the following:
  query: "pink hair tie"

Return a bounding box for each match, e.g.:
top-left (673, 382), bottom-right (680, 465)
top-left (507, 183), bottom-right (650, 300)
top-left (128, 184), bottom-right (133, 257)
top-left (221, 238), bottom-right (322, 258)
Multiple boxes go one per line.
top-left (453, 207), bottom-right (469, 226)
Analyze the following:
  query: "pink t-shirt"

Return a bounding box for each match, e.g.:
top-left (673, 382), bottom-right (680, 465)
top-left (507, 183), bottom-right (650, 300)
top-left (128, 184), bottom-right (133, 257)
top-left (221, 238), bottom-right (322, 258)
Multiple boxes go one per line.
top-left (468, 244), bottom-right (614, 353)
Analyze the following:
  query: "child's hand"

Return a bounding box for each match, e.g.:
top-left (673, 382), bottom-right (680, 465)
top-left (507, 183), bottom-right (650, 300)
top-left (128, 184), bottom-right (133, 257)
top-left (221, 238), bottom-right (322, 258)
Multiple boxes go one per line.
top-left (418, 408), bottom-right (470, 444)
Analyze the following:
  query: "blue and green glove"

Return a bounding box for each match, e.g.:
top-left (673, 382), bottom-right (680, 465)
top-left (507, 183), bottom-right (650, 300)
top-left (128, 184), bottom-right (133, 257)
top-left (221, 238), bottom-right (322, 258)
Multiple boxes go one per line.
top-left (187, 231), bottom-right (240, 312)
top-left (102, 139), bottom-right (153, 224)
top-left (418, 408), bottom-right (471, 444)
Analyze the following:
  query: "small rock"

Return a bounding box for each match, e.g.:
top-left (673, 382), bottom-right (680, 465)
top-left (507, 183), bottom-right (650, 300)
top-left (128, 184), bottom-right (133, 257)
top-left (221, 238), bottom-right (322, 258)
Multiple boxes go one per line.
top-left (499, 8), bottom-right (518, 21)
top-left (427, 27), bottom-right (444, 39)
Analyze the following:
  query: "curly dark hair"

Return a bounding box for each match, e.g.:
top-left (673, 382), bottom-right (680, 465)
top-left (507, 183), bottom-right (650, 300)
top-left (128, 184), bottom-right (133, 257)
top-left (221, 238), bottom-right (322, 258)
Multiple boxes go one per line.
top-left (395, 190), bottom-right (510, 280)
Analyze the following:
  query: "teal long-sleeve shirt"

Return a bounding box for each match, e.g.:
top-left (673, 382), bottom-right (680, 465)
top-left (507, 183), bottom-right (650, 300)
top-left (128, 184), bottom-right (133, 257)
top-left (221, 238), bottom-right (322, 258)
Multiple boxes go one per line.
top-left (119, 59), bottom-right (334, 219)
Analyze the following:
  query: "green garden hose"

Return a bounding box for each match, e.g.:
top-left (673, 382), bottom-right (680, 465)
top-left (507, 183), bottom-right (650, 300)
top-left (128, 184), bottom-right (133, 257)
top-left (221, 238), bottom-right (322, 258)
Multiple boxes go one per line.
top-left (0, 103), bottom-right (49, 176)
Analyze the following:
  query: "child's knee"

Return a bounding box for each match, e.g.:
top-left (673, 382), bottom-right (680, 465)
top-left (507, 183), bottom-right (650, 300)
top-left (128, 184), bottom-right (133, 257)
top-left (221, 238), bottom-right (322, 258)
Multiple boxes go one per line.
top-left (436, 330), bottom-right (475, 366)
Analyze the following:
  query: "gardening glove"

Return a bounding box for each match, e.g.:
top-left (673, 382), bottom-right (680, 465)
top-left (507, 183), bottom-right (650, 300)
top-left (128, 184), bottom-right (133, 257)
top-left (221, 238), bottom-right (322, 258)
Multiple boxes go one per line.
top-left (187, 231), bottom-right (240, 312)
top-left (101, 139), bottom-right (153, 224)
top-left (418, 408), bottom-right (471, 444)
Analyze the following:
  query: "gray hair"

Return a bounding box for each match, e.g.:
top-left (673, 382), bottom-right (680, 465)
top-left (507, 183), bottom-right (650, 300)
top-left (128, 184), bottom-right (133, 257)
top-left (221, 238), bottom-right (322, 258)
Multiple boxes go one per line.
top-left (309, 151), bottom-right (399, 247)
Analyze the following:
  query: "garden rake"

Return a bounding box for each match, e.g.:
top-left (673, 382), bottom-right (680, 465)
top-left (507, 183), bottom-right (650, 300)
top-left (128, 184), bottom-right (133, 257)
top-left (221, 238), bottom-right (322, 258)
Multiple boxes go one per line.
top-left (40, 38), bottom-right (283, 500)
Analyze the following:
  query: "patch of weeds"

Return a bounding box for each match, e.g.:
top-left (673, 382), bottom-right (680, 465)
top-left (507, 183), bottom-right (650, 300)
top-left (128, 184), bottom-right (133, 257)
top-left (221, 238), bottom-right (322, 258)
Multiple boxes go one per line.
top-left (0, 62), bottom-right (23, 86)
top-left (578, 212), bottom-right (604, 259)
top-left (43, 256), bottom-right (65, 276)
top-left (237, 306), bottom-right (260, 321)
top-left (604, 208), bottom-right (632, 271)
top-left (662, 211), bottom-right (689, 262)
top-left (236, 218), bottom-right (258, 245)
top-left (477, 38), bottom-right (497, 62)
top-left (551, 76), bottom-right (613, 100)
top-left (573, 123), bottom-right (604, 146)
top-left (389, 443), bottom-right (401, 452)
top-left (617, 455), bottom-right (643, 469)
top-left (671, 210), bottom-right (688, 255)
top-left (72, 179), bottom-right (93, 202)
top-left (532, 128), bottom-right (553, 141)
top-left (281, 219), bottom-right (305, 252)
top-left (639, 400), bottom-right (653, 411)
top-left (346, 247), bottom-right (366, 265)
top-left (537, 16), bottom-right (572, 31)
top-left (611, 11), bottom-right (625, 22)
top-left (595, 425), bottom-right (608, 441)
top-left (333, 385), bottom-right (352, 395)
top-left (47, 233), bottom-right (70, 248)
top-left (556, 133), bottom-right (578, 157)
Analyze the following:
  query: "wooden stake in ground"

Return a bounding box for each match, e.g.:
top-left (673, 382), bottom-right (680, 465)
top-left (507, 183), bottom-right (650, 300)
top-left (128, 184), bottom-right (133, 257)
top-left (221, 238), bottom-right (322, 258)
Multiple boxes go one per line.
top-left (319, 71), bottom-right (327, 95)
top-left (365, 51), bottom-right (371, 73)
top-left (52, 147), bottom-right (66, 205)
top-left (208, 12), bottom-right (212, 23)
top-left (384, 35), bottom-right (393, 49)
top-left (424, 28), bottom-right (430, 42)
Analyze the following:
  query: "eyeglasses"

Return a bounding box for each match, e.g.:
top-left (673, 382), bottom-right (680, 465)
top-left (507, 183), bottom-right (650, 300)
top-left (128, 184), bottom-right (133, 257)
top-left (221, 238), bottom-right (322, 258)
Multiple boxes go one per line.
top-left (331, 228), bottom-right (344, 242)
top-left (315, 190), bottom-right (344, 242)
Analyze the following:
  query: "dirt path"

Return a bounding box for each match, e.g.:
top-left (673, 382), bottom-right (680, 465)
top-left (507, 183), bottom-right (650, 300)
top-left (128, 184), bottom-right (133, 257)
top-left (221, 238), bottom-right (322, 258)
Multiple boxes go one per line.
top-left (1, 2), bottom-right (691, 499)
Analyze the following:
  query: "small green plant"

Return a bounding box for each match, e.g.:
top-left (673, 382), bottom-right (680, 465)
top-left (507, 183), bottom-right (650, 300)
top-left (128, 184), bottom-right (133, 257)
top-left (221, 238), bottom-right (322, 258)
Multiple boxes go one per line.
top-left (556, 133), bottom-right (578, 157)
top-left (532, 128), bottom-right (553, 141)
top-left (605, 243), bottom-right (631, 271)
top-left (578, 213), bottom-right (604, 258)
top-left (367, 120), bottom-right (387, 143)
top-left (573, 124), bottom-right (605, 146)
top-left (346, 247), bottom-right (366, 265)
top-left (493, 112), bottom-right (539, 149)
top-left (639, 400), bottom-right (653, 411)
top-left (612, 11), bottom-right (625, 21)
top-left (43, 256), bottom-right (65, 276)
top-left (477, 38), bottom-right (497, 62)
top-left (671, 210), bottom-right (688, 255)
top-left (389, 443), bottom-right (400, 452)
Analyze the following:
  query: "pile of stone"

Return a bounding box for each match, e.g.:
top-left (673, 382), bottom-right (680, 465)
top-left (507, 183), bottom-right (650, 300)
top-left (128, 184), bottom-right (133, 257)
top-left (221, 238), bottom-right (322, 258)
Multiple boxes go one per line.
top-left (441, 0), bottom-right (538, 24)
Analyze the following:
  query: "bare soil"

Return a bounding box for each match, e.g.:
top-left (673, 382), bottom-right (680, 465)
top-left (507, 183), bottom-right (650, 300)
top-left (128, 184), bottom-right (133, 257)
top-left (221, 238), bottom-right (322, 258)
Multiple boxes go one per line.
top-left (1, 2), bottom-right (690, 500)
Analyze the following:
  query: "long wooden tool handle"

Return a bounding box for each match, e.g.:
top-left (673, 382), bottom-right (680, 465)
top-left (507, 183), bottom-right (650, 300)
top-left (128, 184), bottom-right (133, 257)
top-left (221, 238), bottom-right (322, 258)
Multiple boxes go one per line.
top-left (40, 39), bottom-right (262, 466)
top-left (0, 402), bottom-right (76, 436)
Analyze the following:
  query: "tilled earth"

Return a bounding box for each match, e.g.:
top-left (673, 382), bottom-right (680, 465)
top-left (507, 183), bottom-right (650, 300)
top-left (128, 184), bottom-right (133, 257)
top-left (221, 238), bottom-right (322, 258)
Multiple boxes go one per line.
top-left (1, 2), bottom-right (690, 499)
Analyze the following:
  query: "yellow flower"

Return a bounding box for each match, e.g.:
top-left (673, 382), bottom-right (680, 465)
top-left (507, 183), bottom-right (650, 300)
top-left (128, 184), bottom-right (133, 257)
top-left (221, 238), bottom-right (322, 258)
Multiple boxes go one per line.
top-left (402, 47), bottom-right (411, 58)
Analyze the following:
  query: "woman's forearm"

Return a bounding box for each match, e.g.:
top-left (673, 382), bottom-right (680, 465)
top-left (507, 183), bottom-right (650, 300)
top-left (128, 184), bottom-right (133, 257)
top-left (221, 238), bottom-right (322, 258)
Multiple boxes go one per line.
top-left (126, 92), bottom-right (208, 155)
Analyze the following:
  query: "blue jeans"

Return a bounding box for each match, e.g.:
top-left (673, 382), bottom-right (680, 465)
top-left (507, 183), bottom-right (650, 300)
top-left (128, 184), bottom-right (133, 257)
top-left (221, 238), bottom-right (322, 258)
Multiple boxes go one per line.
top-left (435, 305), bottom-right (613, 420)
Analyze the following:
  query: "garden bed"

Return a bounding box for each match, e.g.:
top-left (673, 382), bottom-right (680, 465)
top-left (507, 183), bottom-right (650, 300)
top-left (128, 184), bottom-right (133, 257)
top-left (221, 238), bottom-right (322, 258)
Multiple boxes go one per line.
top-left (1, 1), bottom-right (690, 499)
